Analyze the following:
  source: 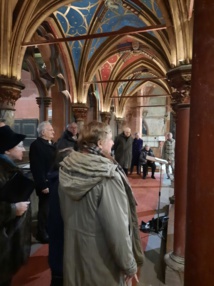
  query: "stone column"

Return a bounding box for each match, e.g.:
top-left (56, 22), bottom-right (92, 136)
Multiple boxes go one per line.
top-left (0, 77), bottom-right (25, 126)
top-left (72, 103), bottom-right (88, 130)
top-left (36, 96), bottom-right (52, 122)
top-left (100, 111), bottom-right (111, 124)
top-left (185, 1), bottom-right (214, 284)
top-left (115, 117), bottom-right (124, 135)
top-left (164, 65), bottom-right (191, 285)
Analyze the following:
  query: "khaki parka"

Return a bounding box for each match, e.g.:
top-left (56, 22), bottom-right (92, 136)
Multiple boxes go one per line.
top-left (59, 151), bottom-right (144, 286)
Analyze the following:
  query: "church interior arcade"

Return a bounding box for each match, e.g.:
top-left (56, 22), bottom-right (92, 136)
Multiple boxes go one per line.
top-left (0, 0), bottom-right (214, 285)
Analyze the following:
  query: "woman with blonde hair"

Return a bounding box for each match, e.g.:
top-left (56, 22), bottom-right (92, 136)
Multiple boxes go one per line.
top-left (59, 121), bottom-right (144, 286)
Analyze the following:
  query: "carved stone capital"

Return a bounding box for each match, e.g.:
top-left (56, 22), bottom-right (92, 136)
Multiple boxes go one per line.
top-left (100, 111), bottom-right (111, 124)
top-left (0, 77), bottom-right (25, 109)
top-left (115, 117), bottom-right (124, 125)
top-left (36, 96), bottom-right (52, 107)
top-left (72, 103), bottom-right (88, 122)
top-left (167, 65), bottom-right (191, 109)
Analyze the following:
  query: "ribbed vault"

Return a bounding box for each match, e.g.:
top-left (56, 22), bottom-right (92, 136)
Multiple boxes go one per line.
top-left (0, 0), bottom-right (193, 117)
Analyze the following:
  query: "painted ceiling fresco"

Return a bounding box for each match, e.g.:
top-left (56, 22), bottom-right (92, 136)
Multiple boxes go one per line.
top-left (52, 0), bottom-right (169, 108)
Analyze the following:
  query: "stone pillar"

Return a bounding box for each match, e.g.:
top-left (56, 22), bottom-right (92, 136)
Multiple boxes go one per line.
top-left (72, 103), bottom-right (88, 130)
top-left (36, 96), bottom-right (52, 122)
top-left (0, 77), bottom-right (25, 126)
top-left (100, 111), bottom-right (111, 124)
top-left (185, 1), bottom-right (214, 284)
top-left (115, 117), bottom-right (124, 135)
top-left (165, 104), bottom-right (190, 282)
top-left (164, 65), bottom-right (191, 285)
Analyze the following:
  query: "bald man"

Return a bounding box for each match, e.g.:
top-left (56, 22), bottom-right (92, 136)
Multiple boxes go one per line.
top-left (113, 127), bottom-right (133, 175)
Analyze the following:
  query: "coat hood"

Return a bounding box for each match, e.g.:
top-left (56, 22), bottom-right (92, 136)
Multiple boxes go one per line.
top-left (59, 150), bottom-right (117, 201)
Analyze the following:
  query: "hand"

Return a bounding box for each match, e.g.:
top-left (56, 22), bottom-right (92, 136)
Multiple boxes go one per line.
top-left (15, 201), bottom-right (30, 216)
top-left (42, 188), bottom-right (49, 194)
top-left (125, 273), bottom-right (139, 285)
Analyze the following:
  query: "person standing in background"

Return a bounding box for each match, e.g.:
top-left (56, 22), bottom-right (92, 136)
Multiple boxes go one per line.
top-left (113, 127), bottom-right (133, 176)
top-left (48, 147), bottom-right (73, 286)
top-left (0, 126), bottom-right (31, 286)
top-left (162, 132), bottom-right (175, 179)
top-left (130, 132), bottom-right (143, 175)
top-left (55, 122), bottom-right (79, 150)
top-left (29, 121), bottom-right (56, 244)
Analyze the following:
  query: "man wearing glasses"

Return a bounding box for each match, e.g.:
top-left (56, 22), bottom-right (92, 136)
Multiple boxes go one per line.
top-left (29, 121), bottom-right (56, 243)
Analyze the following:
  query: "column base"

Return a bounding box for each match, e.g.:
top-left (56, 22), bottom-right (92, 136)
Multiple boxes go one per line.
top-left (165, 252), bottom-right (184, 285)
top-left (169, 195), bottom-right (175, 204)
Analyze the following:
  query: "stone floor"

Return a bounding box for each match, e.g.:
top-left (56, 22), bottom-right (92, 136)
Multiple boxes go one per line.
top-left (138, 174), bottom-right (174, 286)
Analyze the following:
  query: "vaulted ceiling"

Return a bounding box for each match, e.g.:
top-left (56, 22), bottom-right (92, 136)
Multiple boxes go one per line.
top-left (9, 0), bottom-right (193, 117)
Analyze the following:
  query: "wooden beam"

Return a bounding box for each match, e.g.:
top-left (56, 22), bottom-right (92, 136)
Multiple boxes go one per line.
top-left (22, 24), bottom-right (167, 47)
top-left (132, 105), bottom-right (167, 107)
top-left (86, 77), bottom-right (166, 84)
top-left (110, 94), bottom-right (170, 98)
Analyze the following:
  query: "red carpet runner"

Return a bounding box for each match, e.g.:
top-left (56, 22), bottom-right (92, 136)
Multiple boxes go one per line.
top-left (12, 173), bottom-right (160, 285)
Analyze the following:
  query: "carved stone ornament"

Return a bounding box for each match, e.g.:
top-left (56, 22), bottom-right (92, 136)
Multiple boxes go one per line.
top-left (36, 96), bottom-right (52, 107)
top-left (0, 77), bottom-right (25, 108)
top-left (100, 111), bottom-right (111, 124)
top-left (115, 117), bottom-right (124, 125)
top-left (167, 64), bottom-right (192, 108)
top-left (72, 103), bottom-right (88, 122)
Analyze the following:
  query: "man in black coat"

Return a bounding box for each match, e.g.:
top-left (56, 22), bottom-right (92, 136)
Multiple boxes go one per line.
top-left (130, 132), bottom-right (143, 175)
top-left (55, 122), bottom-right (79, 150)
top-left (113, 127), bottom-right (133, 176)
top-left (29, 121), bottom-right (56, 243)
top-left (139, 144), bottom-right (156, 179)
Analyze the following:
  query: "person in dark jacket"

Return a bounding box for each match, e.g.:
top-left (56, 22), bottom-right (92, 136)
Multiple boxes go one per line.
top-left (130, 132), bottom-right (143, 175)
top-left (113, 127), bottom-right (133, 176)
top-left (29, 121), bottom-right (56, 243)
top-left (139, 144), bottom-right (156, 179)
top-left (48, 147), bottom-right (72, 286)
top-left (0, 125), bottom-right (31, 286)
top-left (55, 122), bottom-right (79, 150)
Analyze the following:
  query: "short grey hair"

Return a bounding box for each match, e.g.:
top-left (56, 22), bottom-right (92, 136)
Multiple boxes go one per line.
top-left (37, 121), bottom-right (51, 137)
top-left (167, 132), bottom-right (173, 138)
top-left (78, 121), bottom-right (112, 150)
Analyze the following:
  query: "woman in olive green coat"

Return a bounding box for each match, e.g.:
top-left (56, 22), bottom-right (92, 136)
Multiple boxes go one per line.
top-left (59, 121), bottom-right (144, 286)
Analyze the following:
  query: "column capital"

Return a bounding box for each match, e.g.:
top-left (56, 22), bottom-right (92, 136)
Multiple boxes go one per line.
top-left (36, 97), bottom-right (52, 108)
top-left (115, 117), bottom-right (124, 124)
top-left (72, 103), bottom-right (88, 123)
top-left (100, 111), bottom-right (111, 124)
top-left (0, 76), bottom-right (25, 109)
top-left (167, 65), bottom-right (192, 112)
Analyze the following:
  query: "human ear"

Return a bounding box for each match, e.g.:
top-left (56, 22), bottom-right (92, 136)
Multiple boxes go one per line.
top-left (97, 139), bottom-right (103, 149)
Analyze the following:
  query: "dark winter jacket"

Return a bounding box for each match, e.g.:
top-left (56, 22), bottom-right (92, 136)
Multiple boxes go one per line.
top-left (0, 156), bottom-right (31, 283)
top-left (132, 138), bottom-right (143, 165)
top-left (47, 170), bottom-right (64, 277)
top-left (139, 148), bottom-right (155, 165)
top-left (55, 130), bottom-right (79, 150)
top-left (29, 137), bottom-right (56, 195)
top-left (113, 133), bottom-right (133, 169)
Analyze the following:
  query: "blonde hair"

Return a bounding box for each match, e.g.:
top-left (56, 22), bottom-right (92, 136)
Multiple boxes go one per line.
top-left (78, 121), bottom-right (111, 150)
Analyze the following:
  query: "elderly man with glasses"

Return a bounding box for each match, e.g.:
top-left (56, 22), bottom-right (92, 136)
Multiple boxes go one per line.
top-left (29, 121), bottom-right (56, 243)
